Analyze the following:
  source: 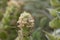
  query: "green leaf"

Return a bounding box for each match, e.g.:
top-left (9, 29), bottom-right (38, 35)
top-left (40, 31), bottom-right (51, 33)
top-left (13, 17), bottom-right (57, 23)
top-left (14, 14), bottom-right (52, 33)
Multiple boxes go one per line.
top-left (40, 17), bottom-right (49, 27)
top-left (32, 28), bottom-right (46, 40)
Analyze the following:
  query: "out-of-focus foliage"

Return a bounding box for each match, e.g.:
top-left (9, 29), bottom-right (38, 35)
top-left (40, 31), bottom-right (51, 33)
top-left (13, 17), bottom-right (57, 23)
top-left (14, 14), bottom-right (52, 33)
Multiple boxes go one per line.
top-left (0, 0), bottom-right (23, 40)
top-left (44, 30), bottom-right (60, 40)
top-left (0, 0), bottom-right (8, 8)
top-left (0, 0), bottom-right (8, 21)
top-left (48, 8), bottom-right (57, 17)
top-left (46, 0), bottom-right (60, 40)
top-left (49, 17), bottom-right (60, 29)
top-left (48, 7), bottom-right (60, 17)
top-left (40, 17), bottom-right (49, 28)
top-left (32, 28), bottom-right (47, 40)
top-left (50, 0), bottom-right (60, 7)
top-left (0, 0), bottom-right (60, 40)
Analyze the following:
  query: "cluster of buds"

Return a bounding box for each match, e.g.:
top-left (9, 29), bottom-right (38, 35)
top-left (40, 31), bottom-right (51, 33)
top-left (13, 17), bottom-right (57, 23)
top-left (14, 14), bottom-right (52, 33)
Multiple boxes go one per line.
top-left (17, 11), bottom-right (34, 28)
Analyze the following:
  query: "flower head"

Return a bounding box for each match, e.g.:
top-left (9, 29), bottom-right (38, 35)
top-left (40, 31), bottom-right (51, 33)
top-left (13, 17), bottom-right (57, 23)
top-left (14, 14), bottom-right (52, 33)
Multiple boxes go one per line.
top-left (8, 0), bottom-right (24, 7)
top-left (17, 11), bottom-right (34, 28)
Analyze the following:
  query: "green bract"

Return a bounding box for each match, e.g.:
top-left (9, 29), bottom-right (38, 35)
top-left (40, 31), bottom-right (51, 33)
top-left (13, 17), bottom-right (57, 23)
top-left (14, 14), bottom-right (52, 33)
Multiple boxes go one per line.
top-left (48, 7), bottom-right (60, 17)
top-left (49, 17), bottom-right (60, 29)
